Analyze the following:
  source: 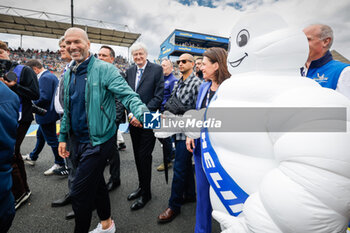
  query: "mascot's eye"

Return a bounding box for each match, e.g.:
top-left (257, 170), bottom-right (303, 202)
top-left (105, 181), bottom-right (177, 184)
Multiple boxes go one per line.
top-left (236, 29), bottom-right (250, 47)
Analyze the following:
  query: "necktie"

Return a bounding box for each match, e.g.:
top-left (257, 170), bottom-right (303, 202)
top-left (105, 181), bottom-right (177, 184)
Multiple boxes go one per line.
top-left (135, 68), bottom-right (143, 90)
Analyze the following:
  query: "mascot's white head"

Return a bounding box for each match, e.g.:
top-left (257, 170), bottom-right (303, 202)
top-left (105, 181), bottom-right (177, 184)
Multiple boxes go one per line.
top-left (227, 11), bottom-right (308, 75)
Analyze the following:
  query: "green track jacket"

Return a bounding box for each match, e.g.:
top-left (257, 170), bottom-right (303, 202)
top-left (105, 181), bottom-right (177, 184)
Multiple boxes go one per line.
top-left (59, 55), bottom-right (147, 146)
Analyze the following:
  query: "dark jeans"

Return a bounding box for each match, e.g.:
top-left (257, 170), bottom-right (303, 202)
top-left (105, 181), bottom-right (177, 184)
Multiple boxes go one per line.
top-left (30, 122), bottom-right (65, 166)
top-left (70, 135), bottom-right (115, 233)
top-left (158, 137), bottom-right (173, 163)
top-left (12, 121), bottom-right (31, 200)
top-left (0, 193), bottom-right (15, 233)
top-left (0, 211), bottom-right (15, 233)
top-left (129, 126), bottom-right (156, 198)
top-left (168, 140), bottom-right (195, 213)
top-left (108, 125), bottom-right (120, 183)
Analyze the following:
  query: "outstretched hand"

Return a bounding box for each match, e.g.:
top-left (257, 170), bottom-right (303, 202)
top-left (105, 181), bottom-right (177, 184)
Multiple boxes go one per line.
top-left (186, 137), bottom-right (195, 153)
top-left (130, 117), bottom-right (142, 128)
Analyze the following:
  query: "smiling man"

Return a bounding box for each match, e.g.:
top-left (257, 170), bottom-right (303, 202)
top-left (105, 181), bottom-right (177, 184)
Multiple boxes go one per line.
top-left (51, 36), bottom-right (75, 221)
top-left (58, 27), bottom-right (147, 233)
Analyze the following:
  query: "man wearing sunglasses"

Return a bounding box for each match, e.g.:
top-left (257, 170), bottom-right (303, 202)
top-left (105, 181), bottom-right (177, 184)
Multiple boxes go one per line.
top-left (158, 53), bottom-right (202, 223)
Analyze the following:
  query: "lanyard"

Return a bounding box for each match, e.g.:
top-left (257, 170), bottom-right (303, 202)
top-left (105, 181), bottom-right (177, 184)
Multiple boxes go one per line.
top-left (205, 87), bottom-right (211, 107)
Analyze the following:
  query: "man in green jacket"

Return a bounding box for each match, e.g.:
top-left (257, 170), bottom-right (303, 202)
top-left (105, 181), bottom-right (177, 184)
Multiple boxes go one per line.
top-left (58, 27), bottom-right (147, 233)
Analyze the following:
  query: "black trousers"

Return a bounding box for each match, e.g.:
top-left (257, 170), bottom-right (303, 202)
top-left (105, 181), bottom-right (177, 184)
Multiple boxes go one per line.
top-left (12, 121), bottom-right (31, 199)
top-left (158, 137), bottom-right (173, 163)
top-left (70, 135), bottom-right (115, 233)
top-left (129, 126), bottom-right (156, 198)
top-left (108, 125), bottom-right (120, 183)
top-left (0, 210), bottom-right (15, 233)
top-left (67, 134), bottom-right (78, 191)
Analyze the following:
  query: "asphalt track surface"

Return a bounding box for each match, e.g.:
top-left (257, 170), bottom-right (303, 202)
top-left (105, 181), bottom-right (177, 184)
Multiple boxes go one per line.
top-left (9, 132), bottom-right (221, 233)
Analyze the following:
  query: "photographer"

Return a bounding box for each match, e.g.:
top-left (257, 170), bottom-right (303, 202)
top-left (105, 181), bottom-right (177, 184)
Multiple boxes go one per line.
top-left (22, 59), bottom-right (67, 176)
top-left (0, 41), bottom-right (39, 209)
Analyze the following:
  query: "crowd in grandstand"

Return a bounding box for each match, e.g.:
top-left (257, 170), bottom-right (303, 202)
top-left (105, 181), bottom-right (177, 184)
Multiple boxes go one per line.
top-left (175, 42), bottom-right (206, 50)
top-left (8, 47), bottom-right (130, 74)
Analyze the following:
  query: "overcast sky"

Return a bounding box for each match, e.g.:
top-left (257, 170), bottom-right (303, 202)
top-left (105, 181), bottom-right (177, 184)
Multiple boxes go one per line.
top-left (0, 0), bottom-right (349, 61)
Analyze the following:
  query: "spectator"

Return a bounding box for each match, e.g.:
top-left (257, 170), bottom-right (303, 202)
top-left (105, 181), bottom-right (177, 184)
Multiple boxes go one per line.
top-left (125, 42), bottom-right (164, 211)
top-left (195, 57), bottom-right (203, 80)
top-left (58, 27), bottom-right (146, 233)
top-left (302, 24), bottom-right (350, 98)
top-left (156, 58), bottom-right (177, 172)
top-left (0, 81), bottom-right (19, 232)
top-left (0, 40), bottom-right (39, 210)
top-left (51, 36), bottom-right (76, 221)
top-left (157, 53), bottom-right (202, 223)
top-left (98, 45), bottom-right (124, 192)
top-left (186, 47), bottom-right (231, 233)
top-left (22, 59), bottom-right (67, 176)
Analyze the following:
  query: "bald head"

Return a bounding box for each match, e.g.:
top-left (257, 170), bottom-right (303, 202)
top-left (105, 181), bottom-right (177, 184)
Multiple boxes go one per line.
top-left (161, 58), bottom-right (173, 76)
top-left (64, 27), bottom-right (91, 63)
top-left (180, 53), bottom-right (194, 62)
top-left (303, 24), bottom-right (333, 66)
top-left (64, 27), bottom-right (89, 42)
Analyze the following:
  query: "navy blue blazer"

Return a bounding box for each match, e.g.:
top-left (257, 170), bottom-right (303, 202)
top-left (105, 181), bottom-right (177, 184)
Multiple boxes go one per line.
top-left (125, 60), bottom-right (164, 112)
top-left (0, 82), bottom-right (19, 217)
top-left (34, 70), bottom-right (59, 124)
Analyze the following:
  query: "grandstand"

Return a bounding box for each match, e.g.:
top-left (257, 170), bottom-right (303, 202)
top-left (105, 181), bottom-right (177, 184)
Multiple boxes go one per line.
top-left (158, 29), bottom-right (229, 60)
top-left (0, 5), bottom-right (140, 47)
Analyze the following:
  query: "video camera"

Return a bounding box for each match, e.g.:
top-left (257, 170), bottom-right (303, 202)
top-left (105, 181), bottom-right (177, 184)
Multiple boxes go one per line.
top-left (32, 103), bottom-right (47, 116)
top-left (0, 59), bottom-right (18, 82)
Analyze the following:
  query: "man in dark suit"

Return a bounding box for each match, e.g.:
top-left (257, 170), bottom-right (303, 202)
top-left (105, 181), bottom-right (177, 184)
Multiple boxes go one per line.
top-left (23, 59), bottom-right (66, 176)
top-left (125, 42), bottom-right (164, 210)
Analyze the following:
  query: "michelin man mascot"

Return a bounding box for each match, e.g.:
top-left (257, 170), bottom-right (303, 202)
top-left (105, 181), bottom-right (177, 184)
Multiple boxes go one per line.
top-left (203, 12), bottom-right (350, 233)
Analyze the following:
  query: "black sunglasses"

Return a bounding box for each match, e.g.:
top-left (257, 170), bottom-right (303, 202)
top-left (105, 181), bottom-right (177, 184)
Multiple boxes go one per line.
top-left (176, 59), bottom-right (192, 65)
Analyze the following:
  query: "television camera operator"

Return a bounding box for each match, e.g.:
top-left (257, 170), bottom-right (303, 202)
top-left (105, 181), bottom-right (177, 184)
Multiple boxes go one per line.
top-left (0, 41), bottom-right (39, 209)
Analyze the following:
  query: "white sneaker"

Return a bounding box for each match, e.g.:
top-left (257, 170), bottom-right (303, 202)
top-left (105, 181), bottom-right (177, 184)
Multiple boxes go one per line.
top-left (44, 164), bottom-right (61, 176)
top-left (22, 154), bottom-right (35, 166)
top-left (89, 220), bottom-right (115, 233)
top-left (15, 191), bottom-right (31, 210)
